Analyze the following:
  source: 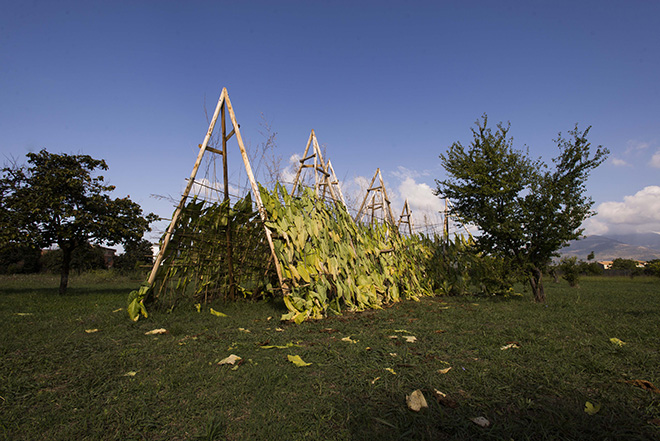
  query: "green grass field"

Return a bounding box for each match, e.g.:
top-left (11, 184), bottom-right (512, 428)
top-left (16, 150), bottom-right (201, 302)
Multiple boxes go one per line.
top-left (1, 274), bottom-right (659, 440)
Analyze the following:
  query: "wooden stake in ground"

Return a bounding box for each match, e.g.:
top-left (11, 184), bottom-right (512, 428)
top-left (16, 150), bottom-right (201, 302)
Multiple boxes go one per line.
top-left (398, 199), bottom-right (414, 236)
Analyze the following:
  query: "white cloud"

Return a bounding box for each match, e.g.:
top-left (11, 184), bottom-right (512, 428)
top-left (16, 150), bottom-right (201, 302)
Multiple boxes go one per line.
top-left (651, 150), bottom-right (660, 168)
top-left (610, 157), bottom-right (629, 167)
top-left (593, 186), bottom-right (660, 234)
top-left (625, 140), bottom-right (650, 154)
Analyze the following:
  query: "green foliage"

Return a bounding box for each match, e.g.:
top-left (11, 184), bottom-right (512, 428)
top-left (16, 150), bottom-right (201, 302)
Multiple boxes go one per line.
top-left (150, 193), bottom-right (273, 308)
top-left (558, 256), bottom-right (580, 287)
top-left (0, 243), bottom-right (41, 274)
top-left (644, 259), bottom-right (660, 277)
top-left (114, 239), bottom-right (154, 275)
top-left (0, 149), bottom-right (158, 294)
top-left (436, 115), bottom-right (609, 302)
top-left (260, 184), bottom-right (433, 322)
top-left (40, 242), bottom-right (107, 274)
top-left (609, 258), bottom-right (642, 277)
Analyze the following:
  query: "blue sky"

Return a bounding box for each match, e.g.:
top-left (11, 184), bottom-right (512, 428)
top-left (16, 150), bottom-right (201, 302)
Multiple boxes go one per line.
top-left (2, 0), bottom-right (659, 243)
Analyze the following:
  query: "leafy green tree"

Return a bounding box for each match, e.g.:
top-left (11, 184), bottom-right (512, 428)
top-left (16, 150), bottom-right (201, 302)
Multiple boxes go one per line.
top-left (114, 239), bottom-right (154, 275)
top-left (0, 149), bottom-right (158, 294)
top-left (558, 256), bottom-right (580, 287)
top-left (41, 242), bottom-right (107, 274)
top-left (435, 115), bottom-right (609, 302)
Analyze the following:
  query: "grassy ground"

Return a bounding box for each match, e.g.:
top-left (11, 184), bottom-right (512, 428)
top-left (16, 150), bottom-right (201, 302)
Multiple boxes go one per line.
top-left (1, 273), bottom-right (659, 440)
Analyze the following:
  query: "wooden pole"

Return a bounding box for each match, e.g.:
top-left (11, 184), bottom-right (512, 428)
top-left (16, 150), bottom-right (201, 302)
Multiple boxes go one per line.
top-left (223, 90), bottom-right (288, 295)
top-left (221, 101), bottom-right (236, 300)
top-left (148, 90), bottom-right (226, 285)
top-left (354, 169), bottom-right (380, 223)
top-left (291, 130), bottom-right (314, 196)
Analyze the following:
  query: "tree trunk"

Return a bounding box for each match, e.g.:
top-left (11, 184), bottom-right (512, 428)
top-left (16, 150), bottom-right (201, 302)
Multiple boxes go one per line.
top-left (59, 245), bottom-right (72, 295)
top-left (529, 267), bottom-right (546, 303)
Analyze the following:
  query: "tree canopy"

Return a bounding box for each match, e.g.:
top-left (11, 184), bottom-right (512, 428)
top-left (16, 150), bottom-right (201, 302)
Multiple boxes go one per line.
top-left (0, 149), bottom-right (158, 293)
top-left (435, 115), bottom-right (609, 302)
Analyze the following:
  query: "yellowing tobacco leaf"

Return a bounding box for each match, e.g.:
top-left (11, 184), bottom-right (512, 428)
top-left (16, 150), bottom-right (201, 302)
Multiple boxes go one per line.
top-left (218, 354), bottom-right (241, 365)
top-left (85, 329), bottom-right (99, 333)
top-left (123, 371), bottom-right (137, 377)
top-left (584, 401), bottom-right (601, 415)
top-left (287, 354), bottom-right (311, 367)
top-left (385, 368), bottom-right (397, 375)
top-left (260, 342), bottom-right (300, 349)
top-left (609, 338), bottom-right (626, 347)
top-left (403, 336), bottom-right (417, 343)
top-left (406, 390), bottom-right (428, 412)
top-left (195, 303), bottom-right (201, 313)
top-left (341, 336), bottom-right (358, 344)
top-left (438, 367), bottom-right (452, 374)
top-left (210, 308), bottom-right (227, 317)
top-left (145, 328), bottom-right (167, 335)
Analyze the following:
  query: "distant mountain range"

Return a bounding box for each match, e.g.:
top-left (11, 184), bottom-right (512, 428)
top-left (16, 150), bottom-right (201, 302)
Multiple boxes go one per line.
top-left (559, 233), bottom-right (660, 261)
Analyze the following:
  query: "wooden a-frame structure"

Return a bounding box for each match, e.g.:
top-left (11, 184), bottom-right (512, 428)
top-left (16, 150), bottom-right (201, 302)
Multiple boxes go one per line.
top-left (290, 129), bottom-right (348, 211)
top-left (147, 87), bottom-right (286, 296)
top-left (397, 199), bottom-right (414, 236)
top-left (354, 168), bottom-right (397, 227)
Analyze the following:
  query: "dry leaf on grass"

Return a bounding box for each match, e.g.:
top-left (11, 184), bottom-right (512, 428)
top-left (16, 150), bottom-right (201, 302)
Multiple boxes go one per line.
top-left (406, 390), bottom-right (428, 411)
top-left (145, 328), bottom-right (167, 335)
top-left (85, 329), bottom-right (99, 333)
top-left (371, 377), bottom-right (381, 384)
top-left (209, 308), bottom-right (228, 317)
top-left (500, 342), bottom-right (520, 350)
top-left (584, 401), bottom-right (601, 415)
top-left (123, 371), bottom-right (137, 377)
top-left (433, 389), bottom-right (459, 408)
top-left (403, 336), bottom-right (417, 343)
top-left (238, 328), bottom-right (251, 333)
top-left (287, 354), bottom-right (311, 367)
top-left (610, 337), bottom-right (626, 347)
top-left (385, 368), bottom-right (397, 375)
top-left (471, 416), bottom-right (490, 427)
top-left (341, 336), bottom-right (358, 343)
top-left (260, 342), bottom-right (300, 349)
top-left (218, 354), bottom-right (241, 365)
top-left (625, 380), bottom-right (660, 394)
top-left (438, 367), bottom-right (452, 374)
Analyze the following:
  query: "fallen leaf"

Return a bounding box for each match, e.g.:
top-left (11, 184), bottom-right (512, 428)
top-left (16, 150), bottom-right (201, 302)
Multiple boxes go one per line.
top-left (403, 336), bottom-right (417, 343)
top-left (218, 354), bottom-right (241, 365)
top-left (112, 308), bottom-right (123, 313)
top-left (145, 328), bottom-right (167, 335)
top-left (385, 368), bottom-right (397, 375)
top-left (394, 329), bottom-right (410, 333)
top-left (266, 316), bottom-right (272, 321)
top-left (371, 376), bottom-right (381, 384)
top-left (610, 337), bottom-right (626, 347)
top-left (260, 342), bottom-right (300, 349)
top-left (238, 328), bottom-right (251, 333)
top-left (195, 303), bottom-right (201, 313)
top-left (584, 401), bottom-right (601, 415)
top-left (406, 390), bottom-right (428, 411)
top-left (275, 327), bottom-right (284, 332)
top-left (471, 416), bottom-right (490, 427)
top-left (389, 353), bottom-right (397, 357)
top-left (438, 367), bottom-right (452, 374)
top-left (388, 335), bottom-right (398, 339)
top-left (341, 336), bottom-right (358, 343)
top-left (85, 329), bottom-right (99, 333)
top-left (123, 371), bottom-right (137, 377)
top-left (500, 343), bottom-right (520, 350)
top-left (433, 389), bottom-right (459, 408)
top-left (210, 308), bottom-right (228, 317)
top-left (15, 313), bottom-right (33, 316)
top-left (287, 354), bottom-right (311, 367)
top-left (438, 306), bottom-right (450, 310)
top-left (320, 328), bottom-right (340, 333)
top-left (625, 380), bottom-right (660, 394)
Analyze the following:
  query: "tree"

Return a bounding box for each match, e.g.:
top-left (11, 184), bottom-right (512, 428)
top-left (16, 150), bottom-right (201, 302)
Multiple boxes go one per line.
top-left (0, 149), bottom-right (158, 294)
top-left (435, 115), bottom-right (609, 302)
top-left (114, 239), bottom-right (154, 275)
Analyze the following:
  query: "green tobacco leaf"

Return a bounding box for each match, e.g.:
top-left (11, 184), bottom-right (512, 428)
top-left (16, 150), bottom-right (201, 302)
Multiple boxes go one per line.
top-left (584, 401), bottom-right (601, 415)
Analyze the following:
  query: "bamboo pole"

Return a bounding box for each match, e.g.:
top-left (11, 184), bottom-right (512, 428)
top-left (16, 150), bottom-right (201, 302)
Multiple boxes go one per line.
top-left (223, 90), bottom-right (288, 295)
top-left (291, 130), bottom-right (314, 196)
top-left (221, 101), bottom-right (236, 300)
top-left (147, 89), bottom-right (226, 285)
